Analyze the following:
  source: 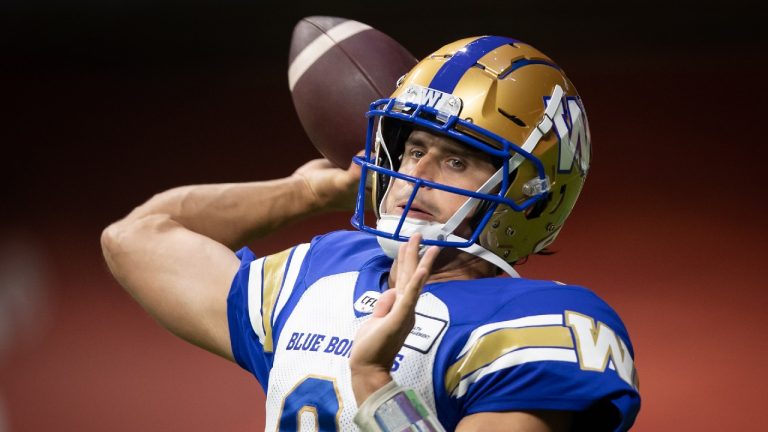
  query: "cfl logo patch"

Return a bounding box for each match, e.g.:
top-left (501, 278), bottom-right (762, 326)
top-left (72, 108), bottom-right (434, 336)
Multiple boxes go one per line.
top-left (546, 95), bottom-right (591, 175)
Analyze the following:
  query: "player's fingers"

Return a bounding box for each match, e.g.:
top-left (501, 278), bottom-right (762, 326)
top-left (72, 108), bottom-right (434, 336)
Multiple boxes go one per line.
top-left (398, 234), bottom-right (422, 285)
top-left (391, 267), bottom-right (431, 323)
top-left (401, 247), bottom-right (439, 303)
top-left (417, 245), bottom-right (440, 275)
top-left (345, 156), bottom-right (363, 180)
top-left (395, 235), bottom-right (418, 294)
top-left (395, 241), bottom-right (408, 294)
top-left (372, 288), bottom-right (396, 318)
top-left (393, 245), bottom-right (438, 316)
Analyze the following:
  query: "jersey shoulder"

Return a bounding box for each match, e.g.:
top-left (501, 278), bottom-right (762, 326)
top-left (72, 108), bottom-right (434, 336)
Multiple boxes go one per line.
top-left (301, 230), bottom-right (389, 284)
top-left (431, 277), bottom-right (630, 342)
top-left (429, 278), bottom-right (640, 430)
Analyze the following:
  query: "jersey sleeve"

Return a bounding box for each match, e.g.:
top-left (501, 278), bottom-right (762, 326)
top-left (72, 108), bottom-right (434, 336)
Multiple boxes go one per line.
top-left (226, 230), bottom-right (383, 390)
top-left (226, 243), bottom-right (311, 390)
top-left (443, 285), bottom-right (640, 431)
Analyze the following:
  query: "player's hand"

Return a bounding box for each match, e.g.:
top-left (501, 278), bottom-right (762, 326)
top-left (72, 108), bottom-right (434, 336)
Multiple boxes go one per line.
top-left (349, 233), bottom-right (440, 405)
top-left (292, 156), bottom-right (361, 212)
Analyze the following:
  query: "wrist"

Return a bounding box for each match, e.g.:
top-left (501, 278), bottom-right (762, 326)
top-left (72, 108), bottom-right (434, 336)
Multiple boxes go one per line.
top-left (351, 366), bottom-right (393, 406)
top-left (291, 173), bottom-right (332, 212)
top-left (353, 381), bottom-right (447, 432)
top-left (291, 167), bottom-right (358, 213)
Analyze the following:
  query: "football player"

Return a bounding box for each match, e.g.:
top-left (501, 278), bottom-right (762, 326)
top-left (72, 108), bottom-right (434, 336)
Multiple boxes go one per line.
top-left (102, 36), bottom-right (640, 431)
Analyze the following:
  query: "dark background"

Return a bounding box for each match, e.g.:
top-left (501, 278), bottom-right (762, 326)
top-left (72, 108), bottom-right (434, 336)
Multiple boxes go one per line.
top-left (1, 1), bottom-right (766, 430)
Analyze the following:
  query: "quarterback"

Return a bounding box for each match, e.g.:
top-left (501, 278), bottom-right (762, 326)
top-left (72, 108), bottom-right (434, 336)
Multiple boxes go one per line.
top-left (102, 36), bottom-right (640, 431)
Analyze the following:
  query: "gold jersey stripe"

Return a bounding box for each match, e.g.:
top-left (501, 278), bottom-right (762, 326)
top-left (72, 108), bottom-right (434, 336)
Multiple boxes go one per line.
top-left (261, 247), bottom-right (292, 353)
top-left (445, 326), bottom-right (574, 394)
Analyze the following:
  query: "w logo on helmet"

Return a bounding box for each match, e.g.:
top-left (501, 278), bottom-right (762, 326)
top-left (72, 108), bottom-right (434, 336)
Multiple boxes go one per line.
top-left (547, 96), bottom-right (591, 176)
top-left (422, 88), bottom-right (444, 107)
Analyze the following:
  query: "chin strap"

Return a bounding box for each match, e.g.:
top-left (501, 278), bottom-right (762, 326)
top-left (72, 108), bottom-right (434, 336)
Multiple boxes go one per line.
top-left (456, 241), bottom-right (520, 278)
top-left (376, 215), bottom-right (520, 278)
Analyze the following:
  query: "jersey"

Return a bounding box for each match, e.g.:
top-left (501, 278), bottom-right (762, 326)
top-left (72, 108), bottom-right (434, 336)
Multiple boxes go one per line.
top-left (227, 230), bottom-right (640, 431)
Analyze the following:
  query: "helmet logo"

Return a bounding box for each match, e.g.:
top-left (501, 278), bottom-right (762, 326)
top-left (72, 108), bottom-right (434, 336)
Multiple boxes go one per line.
top-left (395, 84), bottom-right (463, 122)
top-left (547, 96), bottom-right (591, 176)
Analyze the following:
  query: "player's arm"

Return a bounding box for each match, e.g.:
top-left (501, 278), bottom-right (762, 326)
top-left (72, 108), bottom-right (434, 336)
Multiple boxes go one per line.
top-left (101, 159), bottom-right (359, 361)
top-left (455, 411), bottom-right (572, 431)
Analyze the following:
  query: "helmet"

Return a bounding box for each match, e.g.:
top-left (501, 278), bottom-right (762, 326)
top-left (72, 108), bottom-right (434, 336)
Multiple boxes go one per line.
top-left (351, 36), bottom-right (591, 276)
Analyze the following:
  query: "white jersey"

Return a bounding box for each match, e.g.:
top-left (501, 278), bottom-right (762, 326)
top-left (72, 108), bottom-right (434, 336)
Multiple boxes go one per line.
top-left (227, 231), bottom-right (640, 431)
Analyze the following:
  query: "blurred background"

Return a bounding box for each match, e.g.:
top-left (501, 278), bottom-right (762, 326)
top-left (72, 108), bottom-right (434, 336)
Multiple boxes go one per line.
top-left (1, 0), bottom-right (766, 430)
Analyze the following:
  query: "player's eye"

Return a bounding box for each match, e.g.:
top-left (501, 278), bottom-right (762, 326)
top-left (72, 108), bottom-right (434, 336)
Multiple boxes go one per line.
top-left (447, 158), bottom-right (465, 170)
top-left (409, 149), bottom-right (425, 159)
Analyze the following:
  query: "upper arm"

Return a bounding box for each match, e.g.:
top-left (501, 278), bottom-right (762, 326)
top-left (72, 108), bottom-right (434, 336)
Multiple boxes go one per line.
top-left (439, 286), bottom-right (640, 431)
top-left (456, 411), bottom-right (572, 432)
top-left (101, 213), bottom-right (241, 361)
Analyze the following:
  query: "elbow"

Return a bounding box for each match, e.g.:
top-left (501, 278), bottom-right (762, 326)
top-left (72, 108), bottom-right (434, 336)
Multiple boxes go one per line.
top-left (101, 193), bottom-right (174, 262)
top-left (101, 219), bottom-right (133, 273)
top-left (100, 221), bottom-right (123, 262)
top-left (100, 214), bottom-right (170, 274)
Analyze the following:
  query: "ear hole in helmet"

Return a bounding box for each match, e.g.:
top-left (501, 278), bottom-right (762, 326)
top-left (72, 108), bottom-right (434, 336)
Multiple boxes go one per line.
top-left (525, 191), bottom-right (552, 220)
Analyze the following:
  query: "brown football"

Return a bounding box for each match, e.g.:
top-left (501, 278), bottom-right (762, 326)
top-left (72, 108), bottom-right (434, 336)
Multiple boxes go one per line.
top-left (288, 16), bottom-right (418, 168)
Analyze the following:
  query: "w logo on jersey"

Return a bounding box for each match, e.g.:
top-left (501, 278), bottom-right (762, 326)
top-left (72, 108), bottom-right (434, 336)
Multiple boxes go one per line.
top-left (546, 95), bottom-right (591, 176)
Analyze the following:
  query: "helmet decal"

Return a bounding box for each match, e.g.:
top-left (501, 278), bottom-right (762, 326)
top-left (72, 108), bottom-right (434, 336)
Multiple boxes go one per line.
top-left (547, 96), bottom-right (591, 175)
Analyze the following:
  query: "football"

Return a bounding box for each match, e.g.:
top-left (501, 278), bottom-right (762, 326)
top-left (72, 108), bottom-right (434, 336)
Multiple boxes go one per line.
top-left (288, 16), bottom-right (418, 168)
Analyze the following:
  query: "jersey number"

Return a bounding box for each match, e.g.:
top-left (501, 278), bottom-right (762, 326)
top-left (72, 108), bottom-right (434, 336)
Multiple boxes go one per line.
top-left (278, 376), bottom-right (342, 431)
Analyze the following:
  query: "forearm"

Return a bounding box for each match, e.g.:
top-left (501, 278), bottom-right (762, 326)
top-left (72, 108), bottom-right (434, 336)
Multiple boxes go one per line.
top-left (125, 175), bottom-right (323, 249)
top-left (351, 367), bottom-right (393, 406)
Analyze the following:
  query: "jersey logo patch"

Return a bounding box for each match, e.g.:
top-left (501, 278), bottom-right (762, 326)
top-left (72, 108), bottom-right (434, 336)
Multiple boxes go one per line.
top-left (403, 312), bottom-right (447, 354)
top-left (353, 291), bottom-right (381, 314)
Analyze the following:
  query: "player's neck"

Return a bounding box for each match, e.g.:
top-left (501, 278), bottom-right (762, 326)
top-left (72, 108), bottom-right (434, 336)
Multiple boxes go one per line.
top-left (431, 248), bottom-right (497, 283)
top-left (389, 248), bottom-right (497, 287)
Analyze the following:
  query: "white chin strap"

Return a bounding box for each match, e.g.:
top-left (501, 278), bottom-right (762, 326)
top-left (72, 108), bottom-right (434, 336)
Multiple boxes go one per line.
top-left (374, 85), bottom-right (566, 279)
top-left (376, 215), bottom-right (520, 278)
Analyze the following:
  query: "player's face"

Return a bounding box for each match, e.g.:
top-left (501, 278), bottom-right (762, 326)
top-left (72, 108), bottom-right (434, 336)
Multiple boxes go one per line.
top-left (382, 130), bottom-right (497, 229)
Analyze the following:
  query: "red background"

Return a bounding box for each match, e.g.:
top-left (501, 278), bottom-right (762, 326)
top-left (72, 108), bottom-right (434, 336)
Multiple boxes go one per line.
top-left (1, 1), bottom-right (766, 430)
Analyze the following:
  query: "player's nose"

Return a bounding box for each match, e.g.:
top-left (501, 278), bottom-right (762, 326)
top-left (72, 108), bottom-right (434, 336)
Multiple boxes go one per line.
top-left (407, 156), bottom-right (438, 186)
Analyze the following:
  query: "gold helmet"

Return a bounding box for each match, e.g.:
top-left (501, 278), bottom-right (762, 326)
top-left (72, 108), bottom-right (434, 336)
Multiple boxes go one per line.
top-left (352, 36), bottom-right (591, 273)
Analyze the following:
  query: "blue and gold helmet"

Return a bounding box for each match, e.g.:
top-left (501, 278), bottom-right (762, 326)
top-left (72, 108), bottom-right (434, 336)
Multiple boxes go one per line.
top-left (352, 36), bottom-right (591, 274)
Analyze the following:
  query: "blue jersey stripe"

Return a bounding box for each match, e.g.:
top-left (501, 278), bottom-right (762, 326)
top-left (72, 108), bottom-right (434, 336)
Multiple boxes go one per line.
top-left (428, 36), bottom-right (518, 93)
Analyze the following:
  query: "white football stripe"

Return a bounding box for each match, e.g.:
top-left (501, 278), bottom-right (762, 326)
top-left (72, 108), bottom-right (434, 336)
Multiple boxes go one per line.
top-left (272, 243), bottom-right (310, 326)
top-left (288, 20), bottom-right (372, 91)
top-left (247, 257), bottom-right (266, 343)
top-left (452, 347), bottom-right (577, 398)
top-left (457, 314), bottom-right (564, 357)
